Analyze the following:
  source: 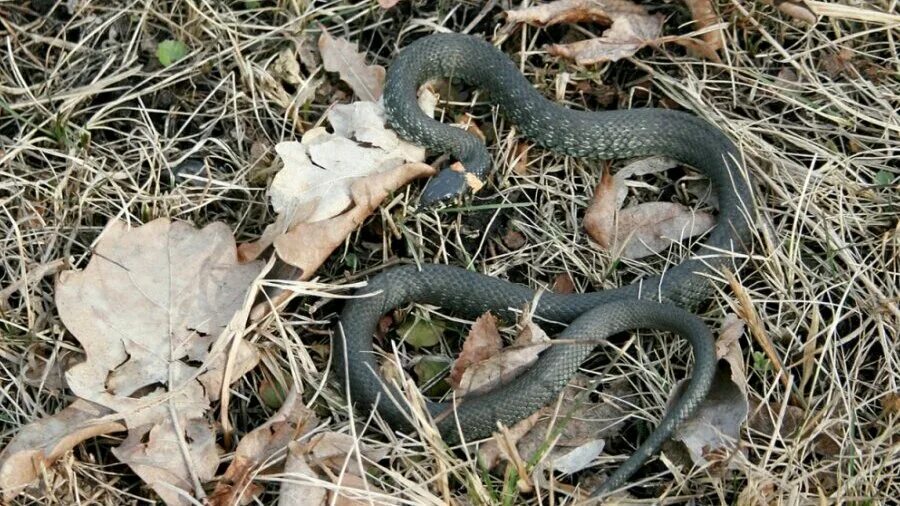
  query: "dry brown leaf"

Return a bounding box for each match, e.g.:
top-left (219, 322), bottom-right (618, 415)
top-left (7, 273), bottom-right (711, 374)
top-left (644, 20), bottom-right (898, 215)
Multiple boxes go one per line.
top-left (318, 31), bottom-right (385, 101)
top-left (306, 432), bottom-right (389, 476)
top-left (665, 314), bottom-right (750, 472)
top-left (210, 387), bottom-right (319, 506)
top-left (454, 319), bottom-right (551, 396)
top-left (585, 172), bottom-right (715, 259)
top-left (502, 229), bottom-right (527, 250)
top-left (512, 142), bottom-right (530, 175)
top-left (238, 98), bottom-right (435, 267)
top-left (479, 376), bottom-right (632, 478)
top-left (552, 273), bottom-right (576, 294)
top-left (583, 166), bottom-right (617, 249)
top-left (272, 162), bottom-right (435, 277)
top-left (0, 219), bottom-right (264, 504)
top-left (747, 398), bottom-right (804, 440)
top-left (377, 0), bottom-right (401, 8)
top-left (112, 418), bottom-right (220, 506)
top-left (505, 0), bottom-right (646, 26)
top-left (612, 156), bottom-right (679, 208)
top-left (0, 400), bottom-right (124, 496)
top-left (765, 0), bottom-right (817, 24)
top-left (279, 442), bottom-right (327, 506)
top-left (548, 13), bottom-right (664, 64)
top-left (683, 0), bottom-right (724, 57)
top-left (508, 0), bottom-right (721, 63)
top-left (449, 312), bottom-right (502, 388)
top-left (278, 432), bottom-right (392, 505)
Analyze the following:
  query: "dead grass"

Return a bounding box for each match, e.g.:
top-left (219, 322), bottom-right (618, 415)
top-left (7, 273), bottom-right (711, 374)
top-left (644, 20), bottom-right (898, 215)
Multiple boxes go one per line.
top-left (1, 0), bottom-right (898, 504)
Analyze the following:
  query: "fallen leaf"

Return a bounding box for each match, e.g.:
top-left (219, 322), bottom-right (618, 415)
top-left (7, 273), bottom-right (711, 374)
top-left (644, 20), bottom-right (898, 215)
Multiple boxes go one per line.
top-left (271, 162), bottom-right (435, 277)
top-left (512, 142), bottom-right (530, 175)
top-left (612, 156), bottom-right (679, 208)
top-left (585, 166), bottom-right (715, 259)
top-left (318, 31), bottom-right (385, 101)
top-left (682, 0), bottom-right (724, 59)
top-left (548, 13), bottom-right (664, 64)
top-left (0, 400), bottom-right (124, 496)
top-left (378, 0), bottom-right (401, 8)
top-left (505, 0), bottom-right (646, 26)
top-left (765, 0), bottom-right (817, 24)
top-left (238, 97), bottom-right (436, 269)
top-left (503, 229), bottom-right (527, 250)
top-left (449, 312), bottom-right (502, 389)
top-left (479, 376), bottom-right (632, 478)
top-left (547, 439), bottom-right (606, 474)
top-left (583, 166), bottom-right (617, 249)
top-left (0, 219), bottom-right (265, 504)
top-left (111, 418), bottom-right (219, 506)
top-left (552, 273), bottom-right (576, 294)
top-left (883, 392), bottom-right (900, 417)
top-left (279, 442), bottom-right (327, 506)
top-left (747, 398), bottom-right (804, 440)
top-left (305, 432), bottom-right (389, 477)
top-left (210, 387), bottom-right (319, 506)
top-left (507, 0), bottom-right (722, 64)
top-left (454, 318), bottom-right (551, 397)
top-left (665, 314), bottom-right (750, 472)
top-left (397, 315), bottom-right (446, 348)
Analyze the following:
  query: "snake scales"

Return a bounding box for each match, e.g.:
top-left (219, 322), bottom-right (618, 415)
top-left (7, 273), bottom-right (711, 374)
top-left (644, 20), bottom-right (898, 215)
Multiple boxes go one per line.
top-left (334, 33), bottom-right (753, 499)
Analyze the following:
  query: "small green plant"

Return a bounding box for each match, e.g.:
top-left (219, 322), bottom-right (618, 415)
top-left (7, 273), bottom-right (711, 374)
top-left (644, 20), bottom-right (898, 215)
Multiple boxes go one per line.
top-left (752, 351), bottom-right (771, 375)
top-left (156, 39), bottom-right (188, 67)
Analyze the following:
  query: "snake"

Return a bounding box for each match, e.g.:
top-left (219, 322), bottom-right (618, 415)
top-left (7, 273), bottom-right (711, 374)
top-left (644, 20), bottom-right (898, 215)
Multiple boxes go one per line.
top-left (333, 33), bottom-right (752, 500)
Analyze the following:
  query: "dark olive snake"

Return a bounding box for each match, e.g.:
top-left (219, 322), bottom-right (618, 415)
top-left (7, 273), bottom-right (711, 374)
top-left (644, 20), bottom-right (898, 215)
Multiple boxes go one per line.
top-left (334, 33), bottom-right (753, 500)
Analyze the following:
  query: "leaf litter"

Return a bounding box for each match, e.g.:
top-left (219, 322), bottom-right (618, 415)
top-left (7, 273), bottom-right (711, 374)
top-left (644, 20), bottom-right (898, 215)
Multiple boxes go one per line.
top-left (506, 0), bottom-right (725, 64)
top-left (584, 157), bottom-right (716, 259)
top-left (0, 219), bottom-right (265, 504)
top-left (663, 314), bottom-right (750, 472)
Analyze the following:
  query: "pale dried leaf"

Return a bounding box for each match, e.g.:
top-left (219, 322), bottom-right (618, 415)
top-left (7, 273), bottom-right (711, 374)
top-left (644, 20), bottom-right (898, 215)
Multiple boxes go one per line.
top-left (273, 47), bottom-right (303, 85)
top-left (279, 442), bottom-right (327, 506)
top-left (306, 432), bottom-right (389, 478)
top-left (318, 31), bottom-right (385, 101)
top-left (545, 439), bottom-right (605, 474)
top-left (583, 167), bottom-right (617, 249)
top-left (239, 97), bottom-right (435, 264)
top-left (112, 418), bottom-right (219, 506)
top-left (479, 376), bottom-right (632, 476)
top-left (609, 203), bottom-right (715, 259)
top-left (766, 0), bottom-right (817, 24)
top-left (614, 156), bottom-right (679, 208)
top-left (666, 315), bottom-right (750, 471)
top-left (58, 219), bottom-right (263, 427)
top-left (273, 162), bottom-right (435, 276)
top-left (377, 0), bottom-right (401, 8)
top-left (548, 13), bottom-right (664, 64)
top-left (47, 218), bottom-right (263, 504)
top-left (505, 0), bottom-right (647, 26)
top-left (454, 319), bottom-right (550, 396)
top-left (683, 0), bottom-right (724, 56)
top-left (449, 312), bottom-right (502, 388)
top-left (210, 387), bottom-right (319, 506)
top-left (0, 400), bottom-right (123, 497)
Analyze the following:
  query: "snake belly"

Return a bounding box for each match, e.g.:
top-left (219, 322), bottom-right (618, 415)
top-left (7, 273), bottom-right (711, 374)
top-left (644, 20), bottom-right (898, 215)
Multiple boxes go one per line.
top-left (335, 33), bottom-right (753, 498)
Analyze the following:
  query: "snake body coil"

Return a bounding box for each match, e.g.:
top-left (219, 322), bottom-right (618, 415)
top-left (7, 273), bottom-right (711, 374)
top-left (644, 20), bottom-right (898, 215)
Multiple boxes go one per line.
top-left (335, 33), bottom-right (753, 499)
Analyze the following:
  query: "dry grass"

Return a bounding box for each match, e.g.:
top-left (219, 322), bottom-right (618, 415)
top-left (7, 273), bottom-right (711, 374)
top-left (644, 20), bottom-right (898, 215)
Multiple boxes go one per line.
top-left (1, 0), bottom-right (898, 504)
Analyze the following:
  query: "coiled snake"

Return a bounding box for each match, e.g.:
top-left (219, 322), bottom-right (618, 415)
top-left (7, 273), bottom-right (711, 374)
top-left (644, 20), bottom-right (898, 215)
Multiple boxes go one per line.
top-left (334, 33), bottom-right (752, 500)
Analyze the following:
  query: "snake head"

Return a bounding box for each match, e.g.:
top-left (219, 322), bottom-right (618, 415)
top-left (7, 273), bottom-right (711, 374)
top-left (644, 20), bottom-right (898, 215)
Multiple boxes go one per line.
top-left (416, 167), bottom-right (471, 210)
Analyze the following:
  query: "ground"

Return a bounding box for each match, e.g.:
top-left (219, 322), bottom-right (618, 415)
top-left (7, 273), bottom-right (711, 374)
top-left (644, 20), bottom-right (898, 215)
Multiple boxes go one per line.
top-left (0, 1), bottom-right (898, 505)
